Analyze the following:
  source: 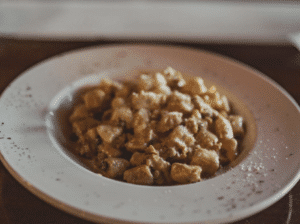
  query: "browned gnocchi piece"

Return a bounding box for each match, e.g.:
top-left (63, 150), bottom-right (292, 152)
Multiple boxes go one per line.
top-left (195, 129), bottom-right (220, 150)
top-left (83, 89), bottom-right (106, 110)
top-left (215, 115), bottom-right (234, 139)
top-left (132, 91), bottom-right (166, 110)
top-left (167, 91), bottom-right (194, 113)
top-left (123, 165), bottom-right (154, 185)
top-left (182, 77), bottom-right (207, 95)
top-left (163, 66), bottom-right (186, 88)
top-left (110, 107), bottom-right (133, 128)
top-left (221, 138), bottom-right (238, 161)
top-left (193, 95), bottom-right (218, 117)
top-left (69, 104), bottom-right (89, 122)
top-left (170, 163), bottom-right (202, 184)
top-left (157, 111), bottom-right (183, 133)
top-left (190, 148), bottom-right (219, 176)
top-left (104, 157), bottom-right (130, 179)
top-left (228, 115), bottom-right (244, 137)
top-left (96, 125), bottom-right (122, 144)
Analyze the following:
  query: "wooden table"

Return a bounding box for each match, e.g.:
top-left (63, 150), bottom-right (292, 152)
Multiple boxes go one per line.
top-left (0, 38), bottom-right (299, 224)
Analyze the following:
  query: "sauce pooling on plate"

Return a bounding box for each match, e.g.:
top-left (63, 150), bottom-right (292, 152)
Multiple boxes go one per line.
top-left (68, 67), bottom-right (245, 185)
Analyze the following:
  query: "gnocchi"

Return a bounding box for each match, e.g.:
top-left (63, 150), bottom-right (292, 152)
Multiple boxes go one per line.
top-left (68, 67), bottom-right (245, 185)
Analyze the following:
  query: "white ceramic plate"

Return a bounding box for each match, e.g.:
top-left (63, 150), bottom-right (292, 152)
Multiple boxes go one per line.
top-left (0, 45), bottom-right (299, 224)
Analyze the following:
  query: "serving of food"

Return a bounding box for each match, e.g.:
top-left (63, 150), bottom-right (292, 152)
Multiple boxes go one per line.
top-left (0, 45), bottom-right (299, 224)
top-left (69, 67), bottom-right (244, 185)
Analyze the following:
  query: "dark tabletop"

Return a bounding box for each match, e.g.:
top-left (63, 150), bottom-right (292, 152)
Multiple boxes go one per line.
top-left (0, 38), bottom-right (299, 224)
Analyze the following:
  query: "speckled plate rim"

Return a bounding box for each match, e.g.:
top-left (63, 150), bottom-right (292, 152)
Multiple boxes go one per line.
top-left (0, 44), bottom-right (299, 224)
